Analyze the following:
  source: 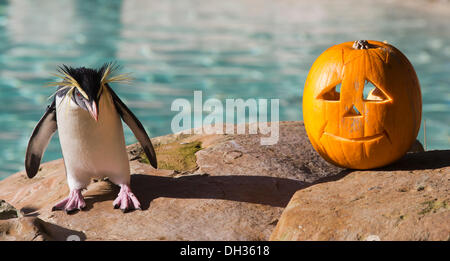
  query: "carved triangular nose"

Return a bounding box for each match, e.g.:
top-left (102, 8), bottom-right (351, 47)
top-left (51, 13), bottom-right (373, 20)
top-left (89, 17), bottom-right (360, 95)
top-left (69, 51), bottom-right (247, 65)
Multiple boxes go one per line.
top-left (344, 105), bottom-right (362, 117)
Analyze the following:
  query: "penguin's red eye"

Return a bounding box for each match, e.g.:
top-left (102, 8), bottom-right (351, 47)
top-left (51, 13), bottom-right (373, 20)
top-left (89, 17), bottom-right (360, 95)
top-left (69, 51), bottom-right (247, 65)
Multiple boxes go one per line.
top-left (77, 92), bottom-right (81, 97)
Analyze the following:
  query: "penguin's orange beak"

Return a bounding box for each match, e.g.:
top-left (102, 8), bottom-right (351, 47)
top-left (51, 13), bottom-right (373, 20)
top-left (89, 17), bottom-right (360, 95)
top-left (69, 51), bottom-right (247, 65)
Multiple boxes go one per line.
top-left (85, 100), bottom-right (98, 122)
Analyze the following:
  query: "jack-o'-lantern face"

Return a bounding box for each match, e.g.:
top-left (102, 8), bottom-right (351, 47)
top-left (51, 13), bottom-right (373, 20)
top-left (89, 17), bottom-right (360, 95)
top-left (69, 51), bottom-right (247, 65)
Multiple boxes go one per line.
top-left (303, 40), bottom-right (422, 169)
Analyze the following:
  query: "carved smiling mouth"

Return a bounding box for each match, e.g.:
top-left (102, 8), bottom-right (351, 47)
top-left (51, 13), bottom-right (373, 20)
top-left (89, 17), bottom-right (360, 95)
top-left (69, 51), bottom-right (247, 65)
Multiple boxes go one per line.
top-left (320, 128), bottom-right (391, 143)
top-left (318, 121), bottom-right (392, 144)
top-left (323, 132), bottom-right (384, 142)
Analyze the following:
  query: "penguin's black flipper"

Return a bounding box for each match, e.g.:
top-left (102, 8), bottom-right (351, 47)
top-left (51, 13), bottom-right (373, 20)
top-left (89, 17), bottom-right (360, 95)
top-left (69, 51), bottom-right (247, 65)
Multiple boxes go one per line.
top-left (106, 85), bottom-right (158, 169)
top-left (25, 100), bottom-right (58, 178)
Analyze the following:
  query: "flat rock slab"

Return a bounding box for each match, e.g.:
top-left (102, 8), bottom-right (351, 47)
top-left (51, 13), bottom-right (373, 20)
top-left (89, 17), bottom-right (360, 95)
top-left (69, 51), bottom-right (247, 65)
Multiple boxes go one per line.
top-left (270, 150), bottom-right (450, 241)
top-left (0, 121), bottom-right (341, 241)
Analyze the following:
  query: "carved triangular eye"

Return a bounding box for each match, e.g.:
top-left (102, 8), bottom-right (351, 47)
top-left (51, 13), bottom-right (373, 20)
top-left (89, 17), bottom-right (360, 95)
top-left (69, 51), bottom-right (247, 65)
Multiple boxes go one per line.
top-left (318, 82), bottom-right (341, 101)
top-left (363, 80), bottom-right (390, 102)
top-left (367, 88), bottom-right (388, 101)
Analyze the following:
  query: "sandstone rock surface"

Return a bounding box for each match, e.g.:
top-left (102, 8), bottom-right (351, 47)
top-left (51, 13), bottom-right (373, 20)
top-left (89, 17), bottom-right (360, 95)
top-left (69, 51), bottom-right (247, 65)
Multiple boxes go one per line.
top-left (0, 121), bottom-right (448, 241)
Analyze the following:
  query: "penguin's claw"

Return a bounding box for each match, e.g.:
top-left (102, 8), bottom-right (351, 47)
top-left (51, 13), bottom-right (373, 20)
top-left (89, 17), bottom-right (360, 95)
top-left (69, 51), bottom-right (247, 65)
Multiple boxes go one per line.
top-left (113, 184), bottom-right (141, 213)
top-left (52, 189), bottom-right (86, 213)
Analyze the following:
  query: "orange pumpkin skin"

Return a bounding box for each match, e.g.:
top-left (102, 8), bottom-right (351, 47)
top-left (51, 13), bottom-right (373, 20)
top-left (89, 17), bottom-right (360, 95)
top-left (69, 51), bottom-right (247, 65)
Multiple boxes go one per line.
top-left (303, 40), bottom-right (422, 169)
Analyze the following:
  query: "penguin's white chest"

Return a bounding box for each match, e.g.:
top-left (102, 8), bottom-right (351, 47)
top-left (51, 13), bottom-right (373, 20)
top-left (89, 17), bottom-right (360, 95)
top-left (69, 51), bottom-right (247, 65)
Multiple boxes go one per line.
top-left (56, 92), bottom-right (130, 187)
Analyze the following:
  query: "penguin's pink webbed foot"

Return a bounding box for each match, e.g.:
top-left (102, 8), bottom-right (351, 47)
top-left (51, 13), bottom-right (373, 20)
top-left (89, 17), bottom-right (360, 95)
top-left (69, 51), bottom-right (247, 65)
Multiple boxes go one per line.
top-left (113, 184), bottom-right (141, 213)
top-left (52, 189), bottom-right (86, 214)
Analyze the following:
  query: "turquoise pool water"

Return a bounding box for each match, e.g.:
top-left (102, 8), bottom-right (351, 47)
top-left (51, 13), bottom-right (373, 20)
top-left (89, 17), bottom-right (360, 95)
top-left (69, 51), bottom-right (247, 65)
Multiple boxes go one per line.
top-left (0, 0), bottom-right (449, 179)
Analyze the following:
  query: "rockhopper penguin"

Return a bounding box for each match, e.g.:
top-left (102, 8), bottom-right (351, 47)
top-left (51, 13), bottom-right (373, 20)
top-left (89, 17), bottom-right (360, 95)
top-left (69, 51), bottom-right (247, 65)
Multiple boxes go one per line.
top-left (25, 63), bottom-right (157, 213)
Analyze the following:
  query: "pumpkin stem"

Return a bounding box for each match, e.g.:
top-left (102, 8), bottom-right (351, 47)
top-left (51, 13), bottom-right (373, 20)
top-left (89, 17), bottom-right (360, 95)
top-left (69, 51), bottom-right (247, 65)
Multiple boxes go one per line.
top-left (353, 40), bottom-right (370, 50)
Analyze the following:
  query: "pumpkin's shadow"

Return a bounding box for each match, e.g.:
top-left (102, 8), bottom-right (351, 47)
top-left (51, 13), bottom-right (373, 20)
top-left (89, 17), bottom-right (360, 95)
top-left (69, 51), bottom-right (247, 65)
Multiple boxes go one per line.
top-left (376, 150), bottom-right (450, 171)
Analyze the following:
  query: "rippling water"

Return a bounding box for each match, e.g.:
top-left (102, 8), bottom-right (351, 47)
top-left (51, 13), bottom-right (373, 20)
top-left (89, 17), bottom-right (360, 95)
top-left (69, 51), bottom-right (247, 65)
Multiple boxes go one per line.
top-left (0, 0), bottom-right (449, 179)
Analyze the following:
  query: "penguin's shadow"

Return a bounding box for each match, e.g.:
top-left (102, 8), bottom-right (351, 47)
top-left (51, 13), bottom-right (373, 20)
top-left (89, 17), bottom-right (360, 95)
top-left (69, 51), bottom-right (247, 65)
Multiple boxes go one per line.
top-left (81, 150), bottom-right (449, 212)
top-left (136, 175), bottom-right (307, 210)
top-left (82, 169), bottom-right (350, 211)
top-left (133, 175), bottom-right (307, 210)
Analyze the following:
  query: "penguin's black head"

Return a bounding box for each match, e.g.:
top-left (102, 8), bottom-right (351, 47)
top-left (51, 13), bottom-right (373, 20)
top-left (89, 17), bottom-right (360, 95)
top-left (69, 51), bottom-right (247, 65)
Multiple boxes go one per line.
top-left (52, 63), bottom-right (129, 121)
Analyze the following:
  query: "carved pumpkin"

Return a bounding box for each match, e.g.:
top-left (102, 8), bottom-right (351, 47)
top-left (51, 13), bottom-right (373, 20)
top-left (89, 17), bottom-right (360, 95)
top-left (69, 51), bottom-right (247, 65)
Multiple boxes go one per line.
top-left (303, 40), bottom-right (422, 169)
